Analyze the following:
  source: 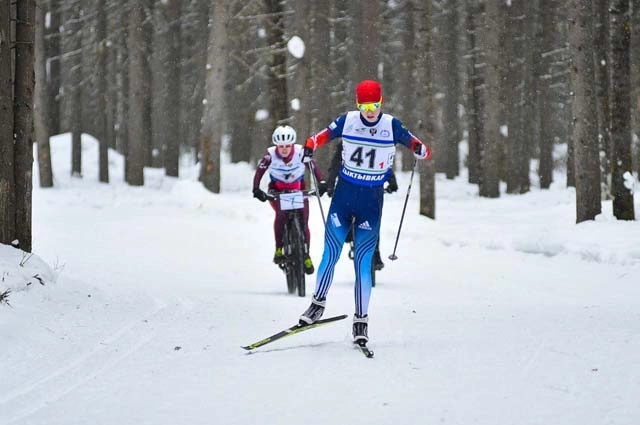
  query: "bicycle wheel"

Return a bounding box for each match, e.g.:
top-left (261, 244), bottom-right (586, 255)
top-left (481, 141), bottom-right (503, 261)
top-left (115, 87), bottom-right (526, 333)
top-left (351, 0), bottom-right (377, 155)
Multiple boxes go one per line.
top-left (282, 221), bottom-right (297, 294)
top-left (283, 217), bottom-right (305, 296)
top-left (371, 260), bottom-right (376, 287)
top-left (290, 215), bottom-right (306, 297)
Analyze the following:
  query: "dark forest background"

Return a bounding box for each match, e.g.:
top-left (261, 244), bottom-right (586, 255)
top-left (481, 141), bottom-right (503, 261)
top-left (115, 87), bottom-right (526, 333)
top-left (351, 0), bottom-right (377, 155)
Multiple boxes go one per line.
top-left (1, 0), bottom-right (638, 252)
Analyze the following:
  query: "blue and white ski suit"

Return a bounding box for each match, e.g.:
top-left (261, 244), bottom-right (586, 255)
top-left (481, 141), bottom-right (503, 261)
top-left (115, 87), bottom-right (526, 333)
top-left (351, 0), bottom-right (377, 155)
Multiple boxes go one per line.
top-left (307, 110), bottom-right (425, 317)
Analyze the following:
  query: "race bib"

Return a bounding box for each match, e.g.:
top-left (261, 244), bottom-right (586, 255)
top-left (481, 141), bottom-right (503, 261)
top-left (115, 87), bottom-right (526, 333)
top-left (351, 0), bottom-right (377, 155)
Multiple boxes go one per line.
top-left (279, 192), bottom-right (304, 210)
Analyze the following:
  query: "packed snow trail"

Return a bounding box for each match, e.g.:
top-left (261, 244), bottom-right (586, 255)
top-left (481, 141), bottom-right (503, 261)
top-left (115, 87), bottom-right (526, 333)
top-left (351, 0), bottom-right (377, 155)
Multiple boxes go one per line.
top-left (1, 135), bottom-right (639, 425)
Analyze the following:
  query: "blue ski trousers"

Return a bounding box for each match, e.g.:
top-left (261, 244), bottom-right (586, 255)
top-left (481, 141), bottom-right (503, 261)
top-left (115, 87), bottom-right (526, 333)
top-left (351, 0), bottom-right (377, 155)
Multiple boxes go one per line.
top-left (313, 178), bottom-right (384, 317)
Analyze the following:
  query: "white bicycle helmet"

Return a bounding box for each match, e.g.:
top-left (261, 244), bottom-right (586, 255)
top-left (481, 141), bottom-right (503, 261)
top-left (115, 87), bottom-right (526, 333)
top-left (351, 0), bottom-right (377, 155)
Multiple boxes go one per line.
top-left (272, 125), bottom-right (297, 145)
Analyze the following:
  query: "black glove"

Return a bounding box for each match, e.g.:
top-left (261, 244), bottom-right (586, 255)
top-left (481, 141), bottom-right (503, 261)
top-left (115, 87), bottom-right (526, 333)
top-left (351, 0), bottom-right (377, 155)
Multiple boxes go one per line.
top-left (253, 188), bottom-right (268, 202)
top-left (327, 187), bottom-right (334, 197)
top-left (326, 180), bottom-right (335, 197)
top-left (385, 180), bottom-right (398, 194)
top-left (317, 181), bottom-right (328, 197)
top-left (302, 146), bottom-right (314, 163)
top-left (413, 142), bottom-right (429, 159)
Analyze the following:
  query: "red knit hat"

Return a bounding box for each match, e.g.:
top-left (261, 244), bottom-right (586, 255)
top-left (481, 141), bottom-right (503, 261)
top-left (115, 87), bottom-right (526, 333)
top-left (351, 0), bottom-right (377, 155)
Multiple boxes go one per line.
top-left (356, 80), bottom-right (383, 104)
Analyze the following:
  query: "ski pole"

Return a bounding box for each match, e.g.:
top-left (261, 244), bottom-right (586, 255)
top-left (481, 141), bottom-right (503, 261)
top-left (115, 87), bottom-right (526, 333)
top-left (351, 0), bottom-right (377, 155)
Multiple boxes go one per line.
top-left (388, 158), bottom-right (418, 261)
top-left (307, 161), bottom-right (326, 227)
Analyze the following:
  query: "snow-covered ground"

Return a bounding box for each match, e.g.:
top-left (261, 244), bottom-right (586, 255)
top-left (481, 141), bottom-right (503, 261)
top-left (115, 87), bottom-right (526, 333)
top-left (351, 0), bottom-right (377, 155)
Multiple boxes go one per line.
top-left (1, 134), bottom-right (639, 425)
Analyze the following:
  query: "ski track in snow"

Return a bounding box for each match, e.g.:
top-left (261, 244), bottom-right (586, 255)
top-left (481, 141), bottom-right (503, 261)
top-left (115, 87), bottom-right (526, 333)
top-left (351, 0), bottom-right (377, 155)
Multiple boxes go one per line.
top-left (2, 136), bottom-right (639, 425)
top-left (0, 298), bottom-right (194, 425)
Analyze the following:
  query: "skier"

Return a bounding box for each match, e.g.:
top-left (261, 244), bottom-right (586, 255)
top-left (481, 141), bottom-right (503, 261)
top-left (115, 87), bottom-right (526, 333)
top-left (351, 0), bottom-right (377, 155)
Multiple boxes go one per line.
top-left (325, 141), bottom-right (398, 271)
top-left (252, 125), bottom-right (326, 275)
top-left (298, 80), bottom-right (431, 343)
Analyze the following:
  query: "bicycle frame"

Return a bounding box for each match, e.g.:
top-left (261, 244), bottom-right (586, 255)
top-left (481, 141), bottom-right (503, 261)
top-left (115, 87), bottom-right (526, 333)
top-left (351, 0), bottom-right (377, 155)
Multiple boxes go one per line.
top-left (268, 190), bottom-right (315, 297)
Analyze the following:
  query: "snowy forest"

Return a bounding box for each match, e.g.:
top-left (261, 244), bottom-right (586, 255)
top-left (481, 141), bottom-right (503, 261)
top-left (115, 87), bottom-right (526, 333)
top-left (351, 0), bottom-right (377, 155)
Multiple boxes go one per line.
top-left (2, 3), bottom-right (640, 423)
top-left (1, 0), bottom-right (639, 254)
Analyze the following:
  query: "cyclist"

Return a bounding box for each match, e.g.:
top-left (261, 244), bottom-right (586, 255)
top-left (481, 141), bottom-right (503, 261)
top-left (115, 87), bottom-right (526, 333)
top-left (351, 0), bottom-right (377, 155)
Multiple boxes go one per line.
top-left (325, 142), bottom-right (398, 271)
top-left (252, 125), bottom-right (326, 275)
top-left (298, 79), bottom-right (431, 343)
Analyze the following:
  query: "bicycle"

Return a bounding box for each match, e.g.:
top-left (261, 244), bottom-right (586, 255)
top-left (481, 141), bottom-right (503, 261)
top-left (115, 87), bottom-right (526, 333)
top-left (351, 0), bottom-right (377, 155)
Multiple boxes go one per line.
top-left (267, 190), bottom-right (315, 297)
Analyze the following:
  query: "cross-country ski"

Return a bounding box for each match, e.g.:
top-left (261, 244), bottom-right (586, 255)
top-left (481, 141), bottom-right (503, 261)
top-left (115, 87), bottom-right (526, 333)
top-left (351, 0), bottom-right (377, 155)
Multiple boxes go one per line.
top-left (242, 314), bottom-right (348, 351)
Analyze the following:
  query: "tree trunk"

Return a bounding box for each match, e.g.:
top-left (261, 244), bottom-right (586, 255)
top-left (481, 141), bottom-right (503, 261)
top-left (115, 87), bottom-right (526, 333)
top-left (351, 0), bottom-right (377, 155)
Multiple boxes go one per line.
top-left (46, 0), bottom-right (61, 136)
top-left (0, 0), bottom-right (16, 245)
top-left (164, 0), bottom-right (181, 177)
top-left (631, 0), bottom-right (640, 175)
top-left (96, 0), bottom-right (109, 183)
top-left (126, 1), bottom-right (145, 186)
top-left (594, 0), bottom-right (611, 199)
top-left (519, 0), bottom-right (536, 194)
top-left (351, 1), bottom-right (381, 80)
top-left (442, 0), bottom-right (460, 179)
top-left (610, 0), bottom-right (636, 219)
top-left (264, 0), bottom-right (289, 130)
top-left (307, 0), bottom-right (332, 172)
top-left (465, 0), bottom-right (483, 185)
top-left (68, 4), bottom-right (82, 177)
top-left (104, 1), bottom-right (118, 151)
top-left (330, 0), bottom-right (351, 115)
top-left (142, 1), bottom-right (154, 168)
top-left (117, 0), bottom-right (129, 161)
top-left (13, 0), bottom-right (36, 252)
top-left (151, 3), bottom-right (169, 167)
top-left (415, 0), bottom-right (436, 219)
top-left (200, 0), bottom-right (227, 192)
top-left (537, 0), bottom-right (555, 189)
top-left (226, 1), bottom-right (255, 164)
top-left (398, 2), bottom-right (417, 172)
top-left (479, 0), bottom-right (501, 198)
top-left (180, 0), bottom-right (209, 159)
top-left (505, 0), bottom-right (526, 194)
top-left (286, 0), bottom-right (311, 165)
top-left (35, 0), bottom-right (53, 188)
top-left (568, 0), bottom-right (601, 222)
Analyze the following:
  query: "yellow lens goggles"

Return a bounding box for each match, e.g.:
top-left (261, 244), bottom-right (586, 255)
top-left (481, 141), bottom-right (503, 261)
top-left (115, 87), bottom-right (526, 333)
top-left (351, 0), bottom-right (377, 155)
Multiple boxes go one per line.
top-left (357, 101), bottom-right (382, 113)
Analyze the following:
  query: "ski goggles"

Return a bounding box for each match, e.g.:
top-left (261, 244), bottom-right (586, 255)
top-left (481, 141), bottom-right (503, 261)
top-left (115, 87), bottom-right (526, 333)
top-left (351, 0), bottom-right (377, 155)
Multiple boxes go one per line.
top-left (357, 100), bottom-right (382, 113)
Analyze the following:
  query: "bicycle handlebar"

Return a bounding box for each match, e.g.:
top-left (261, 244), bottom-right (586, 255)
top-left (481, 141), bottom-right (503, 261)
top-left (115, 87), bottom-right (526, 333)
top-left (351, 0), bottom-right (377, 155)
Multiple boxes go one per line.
top-left (265, 189), bottom-right (317, 202)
